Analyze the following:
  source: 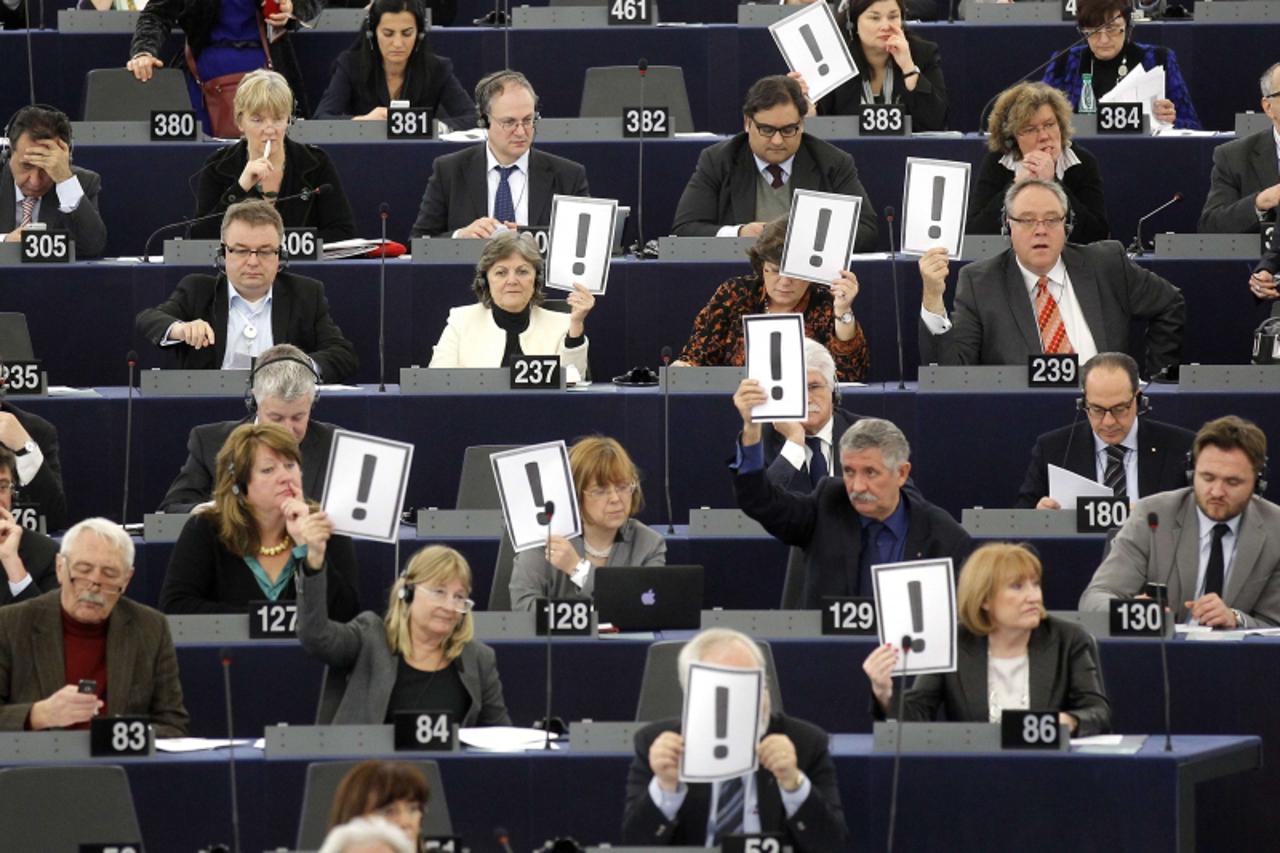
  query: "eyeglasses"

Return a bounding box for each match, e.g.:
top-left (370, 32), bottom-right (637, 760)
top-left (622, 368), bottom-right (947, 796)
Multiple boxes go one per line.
top-left (1083, 395), bottom-right (1137, 420)
top-left (223, 245), bottom-right (282, 260)
top-left (584, 482), bottom-right (638, 500)
top-left (418, 586), bottom-right (475, 613)
top-left (750, 119), bottom-right (802, 139)
top-left (1007, 216), bottom-right (1067, 230)
top-left (1016, 118), bottom-right (1058, 138)
top-left (66, 563), bottom-right (126, 597)
top-left (1079, 22), bottom-right (1125, 39)
top-left (491, 115), bottom-right (539, 132)
top-left (0, 481), bottom-right (17, 497)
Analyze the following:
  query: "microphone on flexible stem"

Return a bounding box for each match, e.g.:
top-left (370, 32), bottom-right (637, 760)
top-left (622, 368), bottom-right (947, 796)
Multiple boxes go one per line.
top-left (377, 202), bottom-right (390, 392)
top-left (884, 207), bottom-right (906, 390)
top-left (947, 0), bottom-right (958, 24)
top-left (541, 500), bottom-right (557, 751)
top-left (494, 827), bottom-right (515, 853)
top-left (141, 185), bottom-right (331, 261)
top-left (22, 0), bottom-right (35, 104)
top-left (1148, 512), bottom-right (1174, 752)
top-left (885, 636), bottom-right (913, 853)
top-left (219, 647), bottom-right (242, 853)
top-left (660, 346), bottom-right (675, 534)
top-left (632, 59), bottom-right (650, 259)
top-left (1127, 192), bottom-right (1183, 256)
top-left (121, 351), bottom-right (137, 525)
top-left (1059, 398), bottom-right (1085, 472)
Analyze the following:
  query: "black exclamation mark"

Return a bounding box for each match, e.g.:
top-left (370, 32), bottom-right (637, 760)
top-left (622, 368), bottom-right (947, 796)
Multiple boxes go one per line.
top-left (800, 25), bottom-right (829, 76)
top-left (769, 331), bottom-right (784, 400)
top-left (928, 176), bottom-right (945, 239)
top-left (572, 212), bottom-right (590, 276)
top-left (809, 208), bottom-right (831, 267)
top-left (713, 685), bottom-right (729, 758)
top-left (352, 454), bottom-right (375, 521)
top-left (527, 462), bottom-right (551, 525)
top-left (906, 580), bottom-right (926, 652)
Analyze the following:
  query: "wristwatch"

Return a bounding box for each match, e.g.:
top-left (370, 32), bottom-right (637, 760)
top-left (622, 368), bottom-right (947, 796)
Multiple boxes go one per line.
top-left (837, 310), bottom-right (854, 325)
top-left (14, 441), bottom-right (35, 457)
top-left (902, 67), bottom-right (920, 80)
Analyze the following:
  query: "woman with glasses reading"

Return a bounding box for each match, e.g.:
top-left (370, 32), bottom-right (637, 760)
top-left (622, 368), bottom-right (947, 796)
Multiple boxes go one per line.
top-left (510, 436), bottom-right (667, 612)
top-left (966, 82), bottom-right (1110, 245)
top-left (190, 69), bottom-right (357, 242)
top-left (1041, 0), bottom-right (1200, 130)
top-left (299, 543), bottom-right (511, 726)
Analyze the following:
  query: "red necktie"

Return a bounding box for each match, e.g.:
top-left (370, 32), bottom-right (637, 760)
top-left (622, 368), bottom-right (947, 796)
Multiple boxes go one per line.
top-left (765, 164), bottom-right (784, 189)
top-left (19, 196), bottom-right (36, 227)
top-left (1034, 276), bottom-right (1074, 354)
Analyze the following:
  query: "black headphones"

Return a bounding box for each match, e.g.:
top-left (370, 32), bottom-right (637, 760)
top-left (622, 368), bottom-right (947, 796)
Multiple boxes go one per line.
top-left (397, 576), bottom-right (415, 605)
top-left (228, 460), bottom-right (244, 497)
top-left (1073, 391), bottom-right (1151, 417)
top-left (365, 0), bottom-right (428, 52)
top-left (472, 233), bottom-right (546, 298)
top-left (1, 104), bottom-right (73, 169)
top-left (244, 353), bottom-right (322, 414)
top-left (1000, 197), bottom-right (1076, 238)
top-left (1184, 449), bottom-right (1270, 495)
top-left (474, 70), bottom-right (540, 130)
top-left (216, 239), bottom-right (290, 273)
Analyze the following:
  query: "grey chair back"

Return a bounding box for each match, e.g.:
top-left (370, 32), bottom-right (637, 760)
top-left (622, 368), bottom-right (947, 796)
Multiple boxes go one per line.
top-left (579, 66), bottom-right (694, 133)
top-left (488, 533), bottom-right (517, 611)
top-left (295, 759), bottom-right (452, 849)
top-left (636, 639), bottom-right (785, 721)
top-left (0, 313), bottom-right (34, 361)
top-left (0, 765), bottom-right (141, 848)
top-left (83, 68), bottom-right (192, 121)
top-left (780, 546), bottom-right (805, 609)
top-left (455, 445), bottom-right (517, 509)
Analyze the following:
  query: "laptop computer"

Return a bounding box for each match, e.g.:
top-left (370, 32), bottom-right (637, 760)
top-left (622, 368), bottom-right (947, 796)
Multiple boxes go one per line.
top-left (593, 565), bottom-right (704, 631)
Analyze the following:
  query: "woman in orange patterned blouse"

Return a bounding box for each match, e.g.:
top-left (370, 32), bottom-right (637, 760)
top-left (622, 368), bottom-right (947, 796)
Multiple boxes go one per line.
top-left (673, 218), bottom-right (869, 381)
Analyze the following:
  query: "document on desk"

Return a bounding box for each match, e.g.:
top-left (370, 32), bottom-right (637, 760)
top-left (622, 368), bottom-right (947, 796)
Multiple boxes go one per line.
top-left (1099, 65), bottom-right (1168, 133)
top-left (459, 726), bottom-right (560, 752)
top-left (156, 737), bottom-right (257, 752)
top-left (1048, 464), bottom-right (1111, 510)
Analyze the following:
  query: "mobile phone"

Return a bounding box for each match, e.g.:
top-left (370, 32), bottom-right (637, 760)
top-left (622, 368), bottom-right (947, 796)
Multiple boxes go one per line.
top-left (78, 679), bottom-right (97, 694)
top-left (1144, 583), bottom-right (1168, 602)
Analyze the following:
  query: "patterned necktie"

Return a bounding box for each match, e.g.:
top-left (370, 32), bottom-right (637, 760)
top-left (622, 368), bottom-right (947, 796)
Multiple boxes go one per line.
top-left (494, 165), bottom-right (517, 224)
top-left (1103, 444), bottom-right (1128, 500)
top-left (18, 196), bottom-right (36, 227)
top-left (712, 775), bottom-right (745, 843)
top-left (1034, 276), bottom-right (1075, 354)
top-left (1203, 523), bottom-right (1230, 598)
top-left (805, 435), bottom-right (828, 485)
top-left (765, 164), bottom-right (784, 189)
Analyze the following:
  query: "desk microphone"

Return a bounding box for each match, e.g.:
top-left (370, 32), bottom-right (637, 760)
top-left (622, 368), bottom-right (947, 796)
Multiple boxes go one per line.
top-left (1149, 512), bottom-right (1174, 752)
top-left (660, 346), bottom-right (675, 533)
top-left (219, 647), bottom-right (242, 853)
top-left (885, 636), bottom-right (913, 853)
top-left (632, 59), bottom-right (650, 259)
top-left (21, 0), bottom-right (34, 104)
top-left (378, 202), bottom-right (390, 392)
top-left (494, 826), bottom-right (515, 853)
top-left (541, 501), bottom-right (557, 752)
top-left (141, 184), bottom-right (332, 261)
top-left (884, 207), bottom-right (906, 390)
top-left (1128, 192), bottom-right (1183, 256)
top-left (121, 351), bottom-right (137, 524)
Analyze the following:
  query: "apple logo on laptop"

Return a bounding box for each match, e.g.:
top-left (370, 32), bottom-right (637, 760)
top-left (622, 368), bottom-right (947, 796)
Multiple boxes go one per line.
top-left (641, 588), bottom-right (657, 606)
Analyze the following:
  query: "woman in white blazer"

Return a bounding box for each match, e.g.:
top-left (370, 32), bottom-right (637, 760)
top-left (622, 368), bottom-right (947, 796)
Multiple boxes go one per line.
top-left (429, 231), bottom-right (594, 375)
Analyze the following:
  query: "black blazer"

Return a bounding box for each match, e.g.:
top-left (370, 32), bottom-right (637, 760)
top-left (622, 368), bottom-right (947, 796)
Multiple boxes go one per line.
top-left (0, 402), bottom-right (67, 533)
top-left (409, 144), bottom-right (591, 238)
top-left (314, 48), bottom-right (477, 130)
top-left (134, 271), bottom-right (359, 382)
top-left (877, 616), bottom-right (1112, 738)
top-left (1199, 130), bottom-right (1279, 234)
top-left (966, 145), bottom-right (1110, 245)
top-left (0, 529), bottom-right (58, 606)
top-left (0, 164), bottom-right (107, 258)
top-left (735, 466), bottom-right (972, 608)
top-left (159, 512), bottom-right (360, 620)
top-left (671, 132), bottom-right (879, 251)
top-left (190, 136), bottom-right (357, 243)
top-left (1015, 417), bottom-right (1195, 509)
top-left (816, 36), bottom-right (948, 131)
top-left (159, 418), bottom-right (337, 512)
top-left (762, 408), bottom-right (859, 494)
top-left (919, 241), bottom-right (1185, 375)
top-left (622, 713), bottom-right (849, 851)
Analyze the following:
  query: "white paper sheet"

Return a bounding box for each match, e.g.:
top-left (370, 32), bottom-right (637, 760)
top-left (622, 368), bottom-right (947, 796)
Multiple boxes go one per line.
top-left (458, 726), bottom-right (559, 751)
top-left (779, 189), bottom-right (863, 285)
top-left (1099, 64), bottom-right (1168, 132)
top-left (490, 442), bottom-right (582, 552)
top-left (679, 663), bottom-right (763, 783)
top-left (901, 157), bottom-right (970, 257)
top-left (545, 195), bottom-right (618, 294)
top-left (743, 313), bottom-right (807, 422)
top-left (768, 2), bottom-right (858, 103)
top-left (1047, 464), bottom-right (1112, 510)
top-left (873, 558), bottom-right (957, 675)
top-left (155, 738), bottom-right (257, 753)
top-left (320, 429), bottom-right (415, 543)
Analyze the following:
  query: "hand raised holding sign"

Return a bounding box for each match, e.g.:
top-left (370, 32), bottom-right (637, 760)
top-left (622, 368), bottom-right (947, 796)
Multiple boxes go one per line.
top-left (282, 497), bottom-right (333, 570)
top-left (566, 283), bottom-right (596, 336)
top-left (862, 643), bottom-right (899, 712)
top-left (648, 730), bottom-right (685, 793)
top-left (757, 733), bottom-right (802, 792)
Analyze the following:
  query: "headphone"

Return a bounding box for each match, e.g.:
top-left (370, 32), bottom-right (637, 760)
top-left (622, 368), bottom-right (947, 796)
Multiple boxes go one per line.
top-left (228, 460), bottom-right (244, 496)
top-left (244, 353), bottom-right (322, 414)
top-left (1, 104), bottom-right (73, 169)
top-left (472, 234), bottom-right (546, 298)
top-left (1000, 198), bottom-right (1076, 238)
top-left (1073, 391), bottom-right (1151, 417)
top-left (397, 573), bottom-right (415, 605)
top-left (1184, 449), bottom-right (1270, 496)
top-left (215, 239), bottom-right (290, 273)
top-left (364, 0), bottom-right (428, 52)
top-left (474, 71), bottom-right (540, 130)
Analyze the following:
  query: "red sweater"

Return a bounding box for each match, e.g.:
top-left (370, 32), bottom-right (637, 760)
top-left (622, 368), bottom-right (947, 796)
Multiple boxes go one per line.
top-left (61, 609), bottom-right (108, 730)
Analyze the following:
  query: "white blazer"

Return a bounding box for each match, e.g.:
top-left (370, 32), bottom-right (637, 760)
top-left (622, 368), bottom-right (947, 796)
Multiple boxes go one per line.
top-left (429, 303), bottom-right (590, 374)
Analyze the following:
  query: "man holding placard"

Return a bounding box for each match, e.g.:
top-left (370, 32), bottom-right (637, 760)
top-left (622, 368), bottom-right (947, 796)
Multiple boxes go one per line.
top-left (622, 628), bottom-right (848, 850)
top-left (671, 75), bottom-right (878, 251)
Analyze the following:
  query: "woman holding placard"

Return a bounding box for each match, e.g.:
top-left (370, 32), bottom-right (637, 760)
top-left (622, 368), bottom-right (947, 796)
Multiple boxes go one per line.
top-left (509, 436), bottom-right (667, 612)
top-left (674, 218), bottom-right (868, 381)
top-left (861, 543), bottom-right (1111, 736)
top-left (428, 231), bottom-right (594, 373)
top-left (966, 82), bottom-right (1110, 245)
top-left (298, 543), bottom-right (511, 726)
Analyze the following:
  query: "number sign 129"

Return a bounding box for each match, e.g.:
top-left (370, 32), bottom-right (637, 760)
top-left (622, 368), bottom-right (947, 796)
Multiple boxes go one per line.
top-left (821, 597), bottom-right (877, 635)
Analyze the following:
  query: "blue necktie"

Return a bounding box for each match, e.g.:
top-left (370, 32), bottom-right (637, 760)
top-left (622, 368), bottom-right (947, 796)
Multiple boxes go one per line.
top-left (494, 165), bottom-right (517, 224)
top-left (713, 775), bottom-right (745, 843)
top-left (858, 521), bottom-right (884, 597)
top-left (805, 436), bottom-right (828, 485)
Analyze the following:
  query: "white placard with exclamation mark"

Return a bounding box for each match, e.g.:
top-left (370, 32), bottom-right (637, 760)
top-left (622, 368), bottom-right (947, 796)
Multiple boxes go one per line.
top-left (742, 313), bottom-right (807, 422)
top-left (780, 189), bottom-right (864, 285)
top-left (320, 429), bottom-right (415, 544)
top-left (872, 557), bottom-right (958, 675)
top-left (679, 662), bottom-right (763, 783)
top-left (901, 157), bottom-right (971, 257)
top-left (545, 195), bottom-right (618, 295)
top-left (489, 441), bottom-right (582, 552)
top-left (769, 1), bottom-right (857, 103)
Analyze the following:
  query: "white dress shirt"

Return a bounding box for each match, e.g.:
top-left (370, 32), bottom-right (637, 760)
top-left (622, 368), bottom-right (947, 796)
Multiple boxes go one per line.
top-left (222, 281), bottom-right (275, 368)
top-left (486, 146), bottom-right (531, 223)
top-left (647, 769), bottom-right (812, 845)
top-left (1092, 416), bottom-right (1139, 499)
top-left (778, 416), bottom-right (835, 475)
top-left (11, 174), bottom-right (85, 224)
top-left (1191, 507), bottom-right (1242, 601)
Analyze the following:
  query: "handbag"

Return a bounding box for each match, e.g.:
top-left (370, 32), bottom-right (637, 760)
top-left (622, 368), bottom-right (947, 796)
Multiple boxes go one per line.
top-left (184, 15), bottom-right (273, 138)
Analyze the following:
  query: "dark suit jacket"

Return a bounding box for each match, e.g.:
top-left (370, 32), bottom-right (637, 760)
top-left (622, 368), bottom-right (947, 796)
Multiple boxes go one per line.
top-left (1, 402), bottom-right (68, 533)
top-left (1199, 130), bottom-right (1279, 234)
top-left (878, 617), bottom-right (1111, 738)
top-left (1015, 416), bottom-right (1195, 508)
top-left (314, 48), bottom-right (477, 130)
top-left (0, 164), bottom-right (107, 258)
top-left (409, 145), bottom-right (591, 238)
top-left (966, 146), bottom-right (1110, 244)
top-left (0, 590), bottom-right (190, 736)
top-left (159, 418), bottom-right (336, 512)
top-left (762, 409), bottom-right (858, 494)
top-left (816, 36), bottom-right (948, 131)
top-left (189, 136), bottom-right (357, 243)
top-left (671, 133), bottom-right (879, 251)
top-left (919, 241), bottom-right (1185, 375)
top-left (0, 529), bottom-right (58, 606)
top-left (133, 271), bottom-right (359, 382)
top-left (736, 466), bottom-right (972, 608)
top-left (622, 713), bottom-right (849, 851)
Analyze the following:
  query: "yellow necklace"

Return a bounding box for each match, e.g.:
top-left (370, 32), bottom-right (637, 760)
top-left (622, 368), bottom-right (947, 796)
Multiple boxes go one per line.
top-left (259, 534), bottom-right (293, 557)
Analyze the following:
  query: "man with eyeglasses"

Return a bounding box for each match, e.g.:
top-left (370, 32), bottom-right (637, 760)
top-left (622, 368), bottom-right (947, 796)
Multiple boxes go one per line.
top-left (671, 75), bottom-right (878, 251)
top-left (0, 446), bottom-right (58, 606)
top-left (135, 200), bottom-right (358, 381)
top-left (918, 179), bottom-right (1184, 373)
top-left (410, 69), bottom-right (590, 239)
top-left (0, 517), bottom-right (189, 734)
top-left (0, 363), bottom-right (67, 532)
top-left (1199, 62), bottom-right (1280, 234)
top-left (1015, 352), bottom-right (1193, 509)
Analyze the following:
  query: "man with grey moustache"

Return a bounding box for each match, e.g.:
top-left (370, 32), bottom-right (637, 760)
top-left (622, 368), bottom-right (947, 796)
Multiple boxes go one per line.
top-left (731, 389), bottom-right (972, 609)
